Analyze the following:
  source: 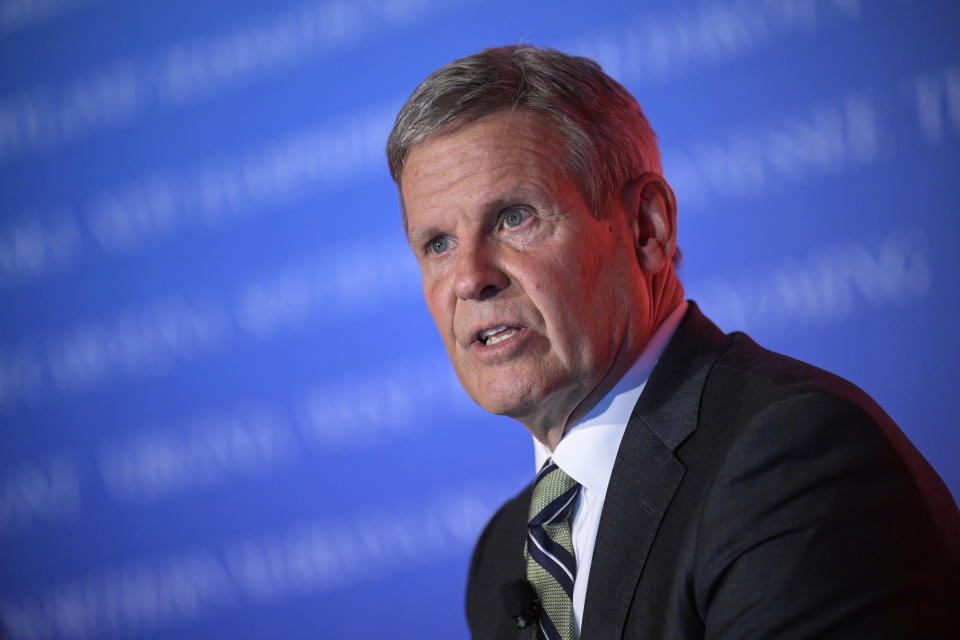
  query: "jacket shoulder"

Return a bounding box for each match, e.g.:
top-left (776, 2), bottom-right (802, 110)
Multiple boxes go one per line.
top-left (688, 332), bottom-right (960, 637)
top-left (712, 331), bottom-right (883, 411)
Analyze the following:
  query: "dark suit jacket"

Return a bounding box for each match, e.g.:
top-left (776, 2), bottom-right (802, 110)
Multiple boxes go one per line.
top-left (466, 302), bottom-right (960, 639)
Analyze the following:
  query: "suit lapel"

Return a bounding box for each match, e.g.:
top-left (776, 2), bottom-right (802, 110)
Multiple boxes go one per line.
top-left (579, 303), bottom-right (728, 638)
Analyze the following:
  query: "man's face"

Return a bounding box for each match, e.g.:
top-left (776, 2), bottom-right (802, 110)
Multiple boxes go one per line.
top-left (402, 110), bottom-right (648, 430)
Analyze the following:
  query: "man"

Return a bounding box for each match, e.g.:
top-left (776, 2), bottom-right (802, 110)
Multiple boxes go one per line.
top-left (386, 45), bottom-right (960, 639)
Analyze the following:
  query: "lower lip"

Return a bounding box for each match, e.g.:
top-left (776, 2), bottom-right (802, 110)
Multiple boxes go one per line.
top-left (470, 327), bottom-right (528, 360)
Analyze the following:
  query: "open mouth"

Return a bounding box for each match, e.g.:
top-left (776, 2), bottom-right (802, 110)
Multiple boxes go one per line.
top-left (478, 325), bottom-right (519, 346)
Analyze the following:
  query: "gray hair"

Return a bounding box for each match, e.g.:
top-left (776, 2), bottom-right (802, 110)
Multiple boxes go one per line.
top-left (386, 44), bottom-right (662, 218)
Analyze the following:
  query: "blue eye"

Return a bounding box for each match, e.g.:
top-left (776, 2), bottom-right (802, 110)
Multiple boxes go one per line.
top-left (429, 236), bottom-right (448, 254)
top-left (503, 208), bottom-right (526, 227)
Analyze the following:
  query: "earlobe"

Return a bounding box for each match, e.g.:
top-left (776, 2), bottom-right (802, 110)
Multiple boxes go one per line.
top-left (622, 172), bottom-right (677, 274)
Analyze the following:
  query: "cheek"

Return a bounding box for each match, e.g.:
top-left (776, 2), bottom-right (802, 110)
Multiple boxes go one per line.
top-left (422, 283), bottom-right (451, 331)
top-left (569, 251), bottom-right (630, 327)
top-left (524, 252), bottom-right (595, 307)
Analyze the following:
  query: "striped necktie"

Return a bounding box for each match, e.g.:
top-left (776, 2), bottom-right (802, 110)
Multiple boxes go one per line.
top-left (526, 459), bottom-right (581, 640)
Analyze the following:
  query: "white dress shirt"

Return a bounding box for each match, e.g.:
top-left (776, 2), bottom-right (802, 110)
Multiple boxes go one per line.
top-left (532, 300), bottom-right (687, 634)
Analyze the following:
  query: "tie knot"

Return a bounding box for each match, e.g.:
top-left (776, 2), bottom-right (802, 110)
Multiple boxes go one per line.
top-left (528, 460), bottom-right (580, 527)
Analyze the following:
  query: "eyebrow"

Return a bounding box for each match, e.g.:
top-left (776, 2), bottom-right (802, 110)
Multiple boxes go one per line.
top-left (485, 183), bottom-right (548, 210)
top-left (407, 224), bottom-right (444, 248)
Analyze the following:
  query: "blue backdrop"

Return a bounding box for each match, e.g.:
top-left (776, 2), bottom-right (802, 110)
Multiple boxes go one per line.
top-left (2, 1), bottom-right (958, 638)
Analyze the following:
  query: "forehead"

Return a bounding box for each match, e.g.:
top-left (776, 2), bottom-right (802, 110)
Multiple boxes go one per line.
top-left (401, 111), bottom-right (571, 219)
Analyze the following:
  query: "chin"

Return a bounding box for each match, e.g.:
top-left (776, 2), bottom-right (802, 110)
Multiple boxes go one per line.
top-left (471, 381), bottom-right (543, 419)
top-left (472, 393), bottom-right (522, 417)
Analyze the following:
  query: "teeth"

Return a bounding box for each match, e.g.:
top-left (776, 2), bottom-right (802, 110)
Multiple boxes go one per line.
top-left (479, 325), bottom-right (508, 339)
top-left (485, 328), bottom-right (517, 346)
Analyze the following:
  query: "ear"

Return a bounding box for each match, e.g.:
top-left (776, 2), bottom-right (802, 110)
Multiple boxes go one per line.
top-left (621, 172), bottom-right (678, 275)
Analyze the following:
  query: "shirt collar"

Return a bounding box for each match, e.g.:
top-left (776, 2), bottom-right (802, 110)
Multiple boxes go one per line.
top-left (533, 300), bottom-right (688, 495)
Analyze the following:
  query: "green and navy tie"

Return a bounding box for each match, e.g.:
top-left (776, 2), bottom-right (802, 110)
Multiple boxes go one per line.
top-left (526, 459), bottom-right (581, 640)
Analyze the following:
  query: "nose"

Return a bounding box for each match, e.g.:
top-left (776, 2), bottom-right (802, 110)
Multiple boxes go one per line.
top-left (453, 241), bottom-right (509, 301)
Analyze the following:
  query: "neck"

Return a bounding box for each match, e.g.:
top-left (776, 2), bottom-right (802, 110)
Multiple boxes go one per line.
top-left (526, 269), bottom-right (685, 451)
top-left (649, 267), bottom-right (685, 334)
